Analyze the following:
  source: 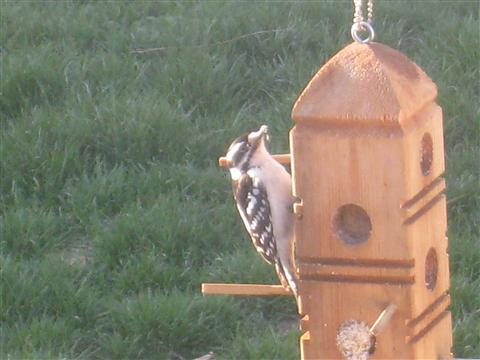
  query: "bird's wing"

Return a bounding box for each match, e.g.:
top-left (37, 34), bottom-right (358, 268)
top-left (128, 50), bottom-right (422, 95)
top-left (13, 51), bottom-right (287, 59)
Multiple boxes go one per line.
top-left (233, 173), bottom-right (276, 264)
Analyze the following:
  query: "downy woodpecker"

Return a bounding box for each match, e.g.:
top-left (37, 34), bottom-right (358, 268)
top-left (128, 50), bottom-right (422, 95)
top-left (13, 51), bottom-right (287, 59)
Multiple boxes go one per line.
top-left (225, 125), bottom-right (298, 296)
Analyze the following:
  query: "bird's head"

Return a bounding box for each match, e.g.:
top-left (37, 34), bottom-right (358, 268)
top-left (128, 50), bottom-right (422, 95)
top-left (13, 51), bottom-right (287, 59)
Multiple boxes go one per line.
top-left (225, 125), bottom-right (269, 179)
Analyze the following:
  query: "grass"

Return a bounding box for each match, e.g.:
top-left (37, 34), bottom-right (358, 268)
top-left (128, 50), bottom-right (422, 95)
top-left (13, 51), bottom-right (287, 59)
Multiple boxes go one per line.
top-left (0, 1), bottom-right (478, 359)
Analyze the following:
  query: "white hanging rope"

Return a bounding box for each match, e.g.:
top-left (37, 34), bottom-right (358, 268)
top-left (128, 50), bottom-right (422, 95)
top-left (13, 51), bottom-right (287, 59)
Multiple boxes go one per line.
top-left (351, 0), bottom-right (375, 44)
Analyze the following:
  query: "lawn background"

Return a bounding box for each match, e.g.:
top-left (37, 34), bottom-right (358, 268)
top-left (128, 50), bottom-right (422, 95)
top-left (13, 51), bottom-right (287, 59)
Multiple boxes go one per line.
top-left (1, 1), bottom-right (479, 359)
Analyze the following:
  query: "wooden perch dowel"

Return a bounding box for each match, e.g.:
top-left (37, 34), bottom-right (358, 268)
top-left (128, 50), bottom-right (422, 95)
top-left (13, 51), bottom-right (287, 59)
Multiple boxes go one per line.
top-left (218, 153), bottom-right (291, 167)
top-left (370, 303), bottom-right (397, 334)
top-left (201, 283), bottom-right (292, 296)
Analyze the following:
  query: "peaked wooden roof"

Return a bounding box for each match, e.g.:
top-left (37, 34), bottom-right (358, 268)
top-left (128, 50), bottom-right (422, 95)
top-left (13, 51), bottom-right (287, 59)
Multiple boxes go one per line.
top-left (291, 42), bottom-right (437, 128)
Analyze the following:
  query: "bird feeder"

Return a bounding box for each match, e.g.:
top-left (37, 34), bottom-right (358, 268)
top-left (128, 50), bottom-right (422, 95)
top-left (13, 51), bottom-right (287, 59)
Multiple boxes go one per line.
top-left (203, 41), bottom-right (453, 359)
top-left (290, 42), bottom-right (452, 359)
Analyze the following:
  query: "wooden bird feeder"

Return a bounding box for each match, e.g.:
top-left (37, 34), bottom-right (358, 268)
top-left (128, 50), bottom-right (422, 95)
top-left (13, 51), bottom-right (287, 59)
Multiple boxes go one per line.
top-left (290, 41), bottom-right (452, 359)
top-left (203, 41), bottom-right (453, 359)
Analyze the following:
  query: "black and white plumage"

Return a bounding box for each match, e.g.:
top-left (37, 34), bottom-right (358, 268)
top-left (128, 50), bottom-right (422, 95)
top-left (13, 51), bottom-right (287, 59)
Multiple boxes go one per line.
top-left (225, 125), bottom-right (298, 296)
top-left (235, 174), bottom-right (276, 263)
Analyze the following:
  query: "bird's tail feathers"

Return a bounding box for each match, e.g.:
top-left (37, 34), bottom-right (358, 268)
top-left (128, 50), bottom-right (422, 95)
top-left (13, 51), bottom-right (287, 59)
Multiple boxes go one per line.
top-left (275, 260), bottom-right (298, 298)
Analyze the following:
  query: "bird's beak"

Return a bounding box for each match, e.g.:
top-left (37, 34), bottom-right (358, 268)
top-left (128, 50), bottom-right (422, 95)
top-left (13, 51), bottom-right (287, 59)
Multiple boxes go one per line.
top-left (248, 125), bottom-right (268, 146)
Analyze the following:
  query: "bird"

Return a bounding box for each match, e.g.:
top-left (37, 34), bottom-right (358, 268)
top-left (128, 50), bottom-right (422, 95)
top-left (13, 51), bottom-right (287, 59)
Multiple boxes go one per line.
top-left (224, 125), bottom-right (298, 297)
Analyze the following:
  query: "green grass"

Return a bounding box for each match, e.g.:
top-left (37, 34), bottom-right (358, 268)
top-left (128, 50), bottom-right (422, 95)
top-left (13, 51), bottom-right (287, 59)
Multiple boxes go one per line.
top-left (1, 1), bottom-right (478, 359)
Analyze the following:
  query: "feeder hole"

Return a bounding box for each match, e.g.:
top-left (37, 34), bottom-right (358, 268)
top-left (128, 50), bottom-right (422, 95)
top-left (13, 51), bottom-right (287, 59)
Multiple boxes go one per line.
top-left (420, 133), bottom-right (433, 176)
top-left (333, 204), bottom-right (372, 245)
top-left (425, 247), bottom-right (438, 291)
